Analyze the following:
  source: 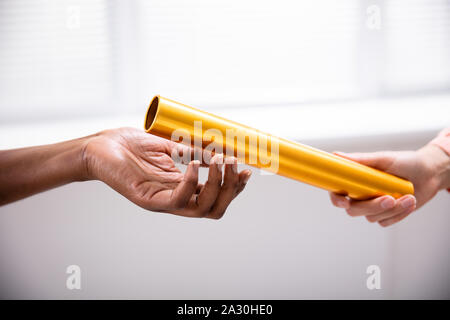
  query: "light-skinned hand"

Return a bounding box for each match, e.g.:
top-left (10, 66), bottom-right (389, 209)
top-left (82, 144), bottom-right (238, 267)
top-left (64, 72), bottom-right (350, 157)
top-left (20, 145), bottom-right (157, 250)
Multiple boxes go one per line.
top-left (329, 144), bottom-right (450, 227)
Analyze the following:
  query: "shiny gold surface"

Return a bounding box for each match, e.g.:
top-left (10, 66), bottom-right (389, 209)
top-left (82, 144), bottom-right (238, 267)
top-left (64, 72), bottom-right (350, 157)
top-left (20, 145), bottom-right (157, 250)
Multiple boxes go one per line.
top-left (145, 96), bottom-right (414, 200)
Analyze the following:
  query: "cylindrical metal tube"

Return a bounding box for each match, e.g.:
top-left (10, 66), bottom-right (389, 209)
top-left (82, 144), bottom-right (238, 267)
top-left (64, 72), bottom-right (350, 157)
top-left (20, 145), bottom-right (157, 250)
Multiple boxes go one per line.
top-left (144, 96), bottom-right (414, 200)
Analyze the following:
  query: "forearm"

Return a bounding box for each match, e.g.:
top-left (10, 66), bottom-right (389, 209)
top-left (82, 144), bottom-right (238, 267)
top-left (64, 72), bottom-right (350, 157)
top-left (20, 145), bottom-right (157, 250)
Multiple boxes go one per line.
top-left (434, 146), bottom-right (450, 190)
top-left (428, 128), bottom-right (450, 190)
top-left (0, 136), bottom-right (92, 205)
top-left (418, 143), bottom-right (450, 191)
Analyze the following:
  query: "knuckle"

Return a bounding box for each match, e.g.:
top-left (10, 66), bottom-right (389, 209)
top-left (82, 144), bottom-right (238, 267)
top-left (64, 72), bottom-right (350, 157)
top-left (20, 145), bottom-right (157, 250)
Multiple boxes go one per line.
top-left (231, 175), bottom-right (240, 183)
top-left (206, 179), bottom-right (221, 189)
top-left (184, 178), bottom-right (197, 187)
top-left (222, 182), bottom-right (238, 193)
top-left (225, 172), bottom-right (239, 182)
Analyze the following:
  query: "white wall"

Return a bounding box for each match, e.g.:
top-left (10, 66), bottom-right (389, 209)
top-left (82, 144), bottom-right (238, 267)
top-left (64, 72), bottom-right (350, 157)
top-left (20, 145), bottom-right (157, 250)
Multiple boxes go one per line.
top-left (0, 127), bottom-right (448, 299)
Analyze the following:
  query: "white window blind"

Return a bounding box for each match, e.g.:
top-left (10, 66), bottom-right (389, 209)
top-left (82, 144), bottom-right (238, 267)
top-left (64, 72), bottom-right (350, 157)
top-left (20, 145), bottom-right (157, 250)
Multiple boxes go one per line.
top-left (0, 0), bottom-right (449, 122)
top-left (0, 0), bottom-right (113, 121)
top-left (383, 0), bottom-right (450, 94)
top-left (135, 0), bottom-right (362, 107)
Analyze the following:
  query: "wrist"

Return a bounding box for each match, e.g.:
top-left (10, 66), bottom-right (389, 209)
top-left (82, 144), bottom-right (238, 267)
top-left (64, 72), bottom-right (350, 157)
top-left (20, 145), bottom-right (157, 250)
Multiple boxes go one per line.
top-left (418, 144), bottom-right (450, 191)
top-left (54, 135), bottom-right (95, 183)
top-left (78, 132), bottom-right (102, 181)
top-left (76, 136), bottom-right (92, 181)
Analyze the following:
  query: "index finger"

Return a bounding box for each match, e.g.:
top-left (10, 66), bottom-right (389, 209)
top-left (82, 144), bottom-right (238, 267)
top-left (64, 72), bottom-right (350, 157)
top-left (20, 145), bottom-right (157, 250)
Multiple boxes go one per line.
top-left (168, 142), bottom-right (209, 167)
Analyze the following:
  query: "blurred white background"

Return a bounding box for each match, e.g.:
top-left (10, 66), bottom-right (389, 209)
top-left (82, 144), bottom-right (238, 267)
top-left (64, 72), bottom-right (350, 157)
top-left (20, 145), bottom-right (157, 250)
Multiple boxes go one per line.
top-left (0, 0), bottom-right (449, 299)
top-left (1, 0), bottom-right (450, 121)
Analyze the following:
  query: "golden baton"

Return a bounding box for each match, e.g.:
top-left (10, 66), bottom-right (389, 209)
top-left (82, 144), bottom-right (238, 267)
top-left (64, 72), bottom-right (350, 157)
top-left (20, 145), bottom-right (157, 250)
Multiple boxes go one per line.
top-left (144, 96), bottom-right (414, 200)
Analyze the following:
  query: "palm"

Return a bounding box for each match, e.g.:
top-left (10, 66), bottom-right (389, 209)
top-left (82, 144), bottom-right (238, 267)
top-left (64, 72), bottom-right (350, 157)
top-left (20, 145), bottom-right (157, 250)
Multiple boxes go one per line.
top-left (86, 128), bottom-right (185, 207)
top-left (330, 147), bottom-right (445, 227)
top-left (371, 150), bottom-right (439, 209)
top-left (85, 127), bottom-right (251, 218)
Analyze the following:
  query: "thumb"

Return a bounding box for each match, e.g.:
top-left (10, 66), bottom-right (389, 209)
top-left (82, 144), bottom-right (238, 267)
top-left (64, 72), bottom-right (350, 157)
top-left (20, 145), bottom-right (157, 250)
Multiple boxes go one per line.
top-left (334, 151), bottom-right (396, 172)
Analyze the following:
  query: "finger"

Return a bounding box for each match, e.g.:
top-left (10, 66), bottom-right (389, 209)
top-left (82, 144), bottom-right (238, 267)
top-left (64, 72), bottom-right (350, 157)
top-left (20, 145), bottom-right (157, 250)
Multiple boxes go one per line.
top-left (187, 146), bottom-right (208, 166)
top-left (166, 160), bottom-right (200, 209)
top-left (168, 141), bottom-right (209, 167)
top-left (329, 192), bottom-right (350, 209)
top-left (195, 154), bottom-right (224, 215)
top-left (179, 164), bottom-right (249, 218)
top-left (206, 157), bottom-right (240, 219)
top-left (346, 195), bottom-right (396, 217)
top-left (365, 195), bottom-right (416, 223)
top-left (202, 148), bottom-right (219, 167)
top-left (235, 169), bottom-right (252, 197)
top-left (334, 151), bottom-right (396, 172)
top-left (378, 205), bottom-right (415, 227)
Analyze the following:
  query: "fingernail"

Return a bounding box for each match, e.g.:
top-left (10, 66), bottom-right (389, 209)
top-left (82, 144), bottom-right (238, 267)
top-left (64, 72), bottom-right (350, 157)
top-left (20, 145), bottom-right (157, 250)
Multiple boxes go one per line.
top-left (400, 196), bottom-right (415, 209)
top-left (213, 154), bottom-right (224, 165)
top-left (225, 157), bottom-right (238, 173)
top-left (217, 161), bottom-right (223, 173)
top-left (243, 171), bottom-right (252, 184)
top-left (191, 160), bottom-right (200, 168)
top-left (232, 160), bottom-right (238, 173)
top-left (212, 155), bottom-right (223, 172)
top-left (381, 196), bottom-right (395, 209)
top-left (224, 157), bottom-right (233, 164)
